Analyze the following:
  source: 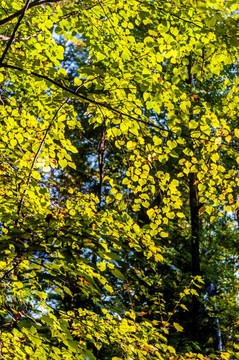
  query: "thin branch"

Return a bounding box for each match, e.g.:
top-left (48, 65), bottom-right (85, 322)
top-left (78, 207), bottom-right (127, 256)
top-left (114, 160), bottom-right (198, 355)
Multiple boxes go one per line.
top-left (0, 0), bottom-right (31, 64)
top-left (59, 0), bottom-right (107, 20)
top-left (0, 255), bottom-right (22, 280)
top-left (0, 63), bottom-right (166, 131)
top-left (0, 0), bottom-right (60, 27)
top-left (16, 100), bottom-right (68, 219)
top-left (167, 12), bottom-right (203, 28)
top-left (0, 31), bottom-right (42, 41)
top-left (135, 0), bottom-right (203, 28)
top-left (97, 123), bottom-right (106, 206)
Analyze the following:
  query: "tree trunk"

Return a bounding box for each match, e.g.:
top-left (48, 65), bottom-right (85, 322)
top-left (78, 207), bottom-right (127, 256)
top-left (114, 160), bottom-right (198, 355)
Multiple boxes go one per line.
top-left (189, 172), bottom-right (202, 347)
top-left (189, 173), bottom-right (200, 277)
top-left (185, 50), bottom-right (203, 347)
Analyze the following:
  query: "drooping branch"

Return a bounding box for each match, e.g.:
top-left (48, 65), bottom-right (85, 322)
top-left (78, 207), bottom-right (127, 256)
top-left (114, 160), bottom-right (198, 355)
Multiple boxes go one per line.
top-left (0, 62), bottom-right (167, 131)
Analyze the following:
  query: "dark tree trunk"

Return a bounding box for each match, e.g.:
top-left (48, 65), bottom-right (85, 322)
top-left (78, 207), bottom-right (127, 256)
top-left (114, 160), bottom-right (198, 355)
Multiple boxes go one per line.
top-left (189, 173), bottom-right (200, 277)
top-left (207, 282), bottom-right (223, 352)
top-left (186, 51), bottom-right (203, 347)
top-left (189, 172), bottom-right (202, 347)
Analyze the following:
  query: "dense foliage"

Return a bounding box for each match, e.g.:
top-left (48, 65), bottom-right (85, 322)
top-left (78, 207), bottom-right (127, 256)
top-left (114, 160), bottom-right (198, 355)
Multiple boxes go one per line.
top-left (0, 0), bottom-right (239, 359)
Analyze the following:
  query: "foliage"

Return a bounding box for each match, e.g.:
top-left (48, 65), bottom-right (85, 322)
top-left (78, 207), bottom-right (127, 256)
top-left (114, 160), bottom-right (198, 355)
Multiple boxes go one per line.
top-left (0, 0), bottom-right (238, 359)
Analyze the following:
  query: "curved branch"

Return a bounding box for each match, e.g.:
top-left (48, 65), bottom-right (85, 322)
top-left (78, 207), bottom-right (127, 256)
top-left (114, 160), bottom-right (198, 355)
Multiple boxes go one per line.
top-left (16, 100), bottom-right (68, 219)
top-left (0, 62), bottom-right (166, 131)
top-left (0, 0), bottom-right (61, 27)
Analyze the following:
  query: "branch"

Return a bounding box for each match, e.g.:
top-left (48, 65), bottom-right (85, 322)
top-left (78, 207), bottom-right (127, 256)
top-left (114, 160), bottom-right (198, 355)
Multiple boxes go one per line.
top-left (0, 63), bottom-right (166, 131)
top-left (0, 31), bottom-right (42, 41)
top-left (0, 0), bottom-right (61, 27)
top-left (0, 0), bottom-right (32, 64)
top-left (16, 100), bottom-right (68, 219)
top-left (98, 127), bottom-right (106, 206)
top-left (59, 1), bottom-right (106, 21)
top-left (135, 0), bottom-right (203, 28)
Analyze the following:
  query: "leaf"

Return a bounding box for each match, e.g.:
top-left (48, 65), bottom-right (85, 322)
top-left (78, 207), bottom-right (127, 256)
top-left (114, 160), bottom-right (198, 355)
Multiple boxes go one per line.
top-left (32, 170), bottom-right (41, 180)
top-left (127, 141), bottom-right (136, 150)
top-left (0, 1), bottom-right (237, 357)
top-left (59, 158), bottom-right (68, 169)
top-left (111, 269), bottom-right (126, 281)
top-left (115, 193), bottom-right (123, 201)
top-left (173, 322), bottom-right (184, 332)
top-left (97, 262), bottom-right (106, 271)
top-left (180, 304), bottom-right (188, 311)
top-left (176, 212), bottom-right (185, 218)
top-left (74, 77), bottom-right (82, 86)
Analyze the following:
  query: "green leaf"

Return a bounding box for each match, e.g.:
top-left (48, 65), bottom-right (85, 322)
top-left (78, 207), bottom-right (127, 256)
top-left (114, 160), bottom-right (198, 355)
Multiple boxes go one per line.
top-left (111, 269), bottom-right (126, 281)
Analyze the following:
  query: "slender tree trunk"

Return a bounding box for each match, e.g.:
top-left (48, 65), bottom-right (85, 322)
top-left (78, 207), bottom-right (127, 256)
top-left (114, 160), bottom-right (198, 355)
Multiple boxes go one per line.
top-left (189, 173), bottom-right (200, 277)
top-left (187, 51), bottom-right (202, 347)
top-left (207, 282), bottom-right (223, 352)
top-left (98, 128), bottom-right (106, 206)
top-left (189, 173), bottom-right (203, 347)
top-left (187, 52), bottom-right (200, 277)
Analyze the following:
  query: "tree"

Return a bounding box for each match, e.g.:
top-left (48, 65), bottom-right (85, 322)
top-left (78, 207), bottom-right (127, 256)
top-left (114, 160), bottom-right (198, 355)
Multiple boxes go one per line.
top-left (0, 0), bottom-right (238, 359)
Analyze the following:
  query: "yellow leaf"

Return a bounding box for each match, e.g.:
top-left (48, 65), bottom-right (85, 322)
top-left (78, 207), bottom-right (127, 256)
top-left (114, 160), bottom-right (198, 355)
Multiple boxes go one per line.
top-left (115, 193), bottom-right (123, 201)
top-left (32, 170), bottom-right (41, 180)
top-left (147, 208), bottom-right (155, 219)
top-left (215, 137), bottom-right (222, 145)
top-left (127, 141), bottom-right (136, 150)
top-left (221, 352), bottom-right (231, 359)
top-left (235, 128), bottom-right (239, 138)
top-left (211, 153), bottom-right (219, 162)
top-left (173, 322), bottom-right (184, 332)
top-left (155, 352), bottom-right (164, 360)
top-left (153, 135), bottom-right (162, 146)
top-left (74, 77), bottom-right (82, 86)
top-left (59, 159), bottom-right (68, 169)
top-left (176, 212), bottom-right (185, 218)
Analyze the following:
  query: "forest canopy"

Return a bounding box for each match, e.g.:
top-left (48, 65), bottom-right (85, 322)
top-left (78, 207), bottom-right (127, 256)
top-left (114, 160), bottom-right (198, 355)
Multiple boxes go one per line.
top-left (0, 0), bottom-right (239, 359)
